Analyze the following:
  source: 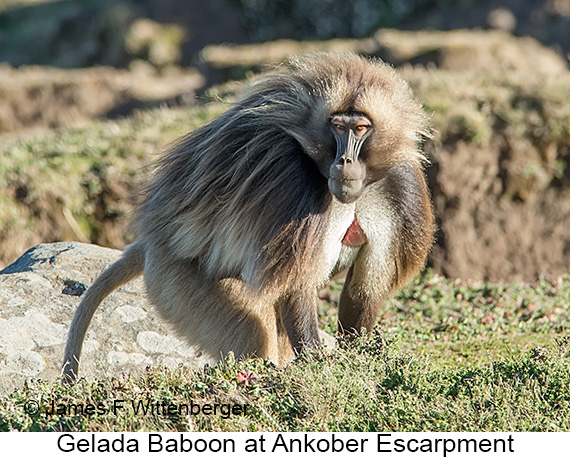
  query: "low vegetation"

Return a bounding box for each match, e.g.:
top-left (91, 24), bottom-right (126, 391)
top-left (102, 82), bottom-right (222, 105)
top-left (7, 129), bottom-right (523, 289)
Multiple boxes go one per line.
top-left (2, 272), bottom-right (569, 432)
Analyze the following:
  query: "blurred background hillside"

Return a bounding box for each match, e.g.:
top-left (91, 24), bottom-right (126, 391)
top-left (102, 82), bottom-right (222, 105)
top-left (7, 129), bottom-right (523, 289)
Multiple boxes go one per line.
top-left (1, 0), bottom-right (569, 68)
top-left (1, 0), bottom-right (569, 282)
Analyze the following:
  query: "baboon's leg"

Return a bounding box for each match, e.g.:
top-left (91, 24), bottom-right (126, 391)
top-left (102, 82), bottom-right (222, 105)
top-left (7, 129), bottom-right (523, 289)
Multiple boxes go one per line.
top-left (337, 262), bottom-right (385, 334)
top-left (337, 233), bottom-right (395, 335)
top-left (143, 246), bottom-right (281, 363)
top-left (279, 289), bottom-right (321, 354)
top-left (338, 163), bottom-right (434, 334)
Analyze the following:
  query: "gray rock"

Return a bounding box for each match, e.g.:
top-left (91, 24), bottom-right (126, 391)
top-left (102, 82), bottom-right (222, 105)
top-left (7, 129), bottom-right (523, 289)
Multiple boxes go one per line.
top-left (0, 242), bottom-right (208, 393)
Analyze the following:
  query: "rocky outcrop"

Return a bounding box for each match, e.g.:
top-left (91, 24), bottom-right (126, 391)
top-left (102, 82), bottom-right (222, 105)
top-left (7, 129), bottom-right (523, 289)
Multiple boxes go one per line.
top-left (0, 242), bottom-right (206, 394)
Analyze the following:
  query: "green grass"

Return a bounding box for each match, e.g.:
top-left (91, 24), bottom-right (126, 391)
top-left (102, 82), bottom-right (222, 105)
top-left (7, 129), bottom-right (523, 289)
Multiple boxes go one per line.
top-left (2, 272), bottom-right (570, 432)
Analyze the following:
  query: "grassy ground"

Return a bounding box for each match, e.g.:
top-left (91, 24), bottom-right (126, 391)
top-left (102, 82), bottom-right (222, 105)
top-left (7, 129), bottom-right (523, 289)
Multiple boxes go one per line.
top-left (2, 272), bottom-right (569, 432)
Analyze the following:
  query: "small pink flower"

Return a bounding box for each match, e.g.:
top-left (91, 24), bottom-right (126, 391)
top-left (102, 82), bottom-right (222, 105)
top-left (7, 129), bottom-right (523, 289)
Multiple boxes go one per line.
top-left (237, 369), bottom-right (258, 386)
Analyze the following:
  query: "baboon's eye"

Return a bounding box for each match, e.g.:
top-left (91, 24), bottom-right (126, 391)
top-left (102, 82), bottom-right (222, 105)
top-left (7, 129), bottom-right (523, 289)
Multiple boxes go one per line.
top-left (354, 125), bottom-right (369, 136)
top-left (333, 123), bottom-right (346, 134)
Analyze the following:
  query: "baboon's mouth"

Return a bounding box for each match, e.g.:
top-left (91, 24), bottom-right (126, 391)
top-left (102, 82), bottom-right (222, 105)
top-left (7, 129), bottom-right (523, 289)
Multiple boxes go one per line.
top-left (328, 177), bottom-right (364, 204)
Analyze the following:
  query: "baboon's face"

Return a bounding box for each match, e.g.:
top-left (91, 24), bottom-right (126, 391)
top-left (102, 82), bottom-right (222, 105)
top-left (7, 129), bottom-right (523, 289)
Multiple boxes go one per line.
top-left (327, 112), bottom-right (373, 204)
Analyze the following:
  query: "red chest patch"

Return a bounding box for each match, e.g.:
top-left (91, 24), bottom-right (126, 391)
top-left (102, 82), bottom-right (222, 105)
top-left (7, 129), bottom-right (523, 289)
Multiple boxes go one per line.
top-left (342, 217), bottom-right (367, 247)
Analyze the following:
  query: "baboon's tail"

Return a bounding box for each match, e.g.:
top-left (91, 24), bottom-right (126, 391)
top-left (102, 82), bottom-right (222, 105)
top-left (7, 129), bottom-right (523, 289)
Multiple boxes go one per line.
top-left (61, 241), bottom-right (145, 383)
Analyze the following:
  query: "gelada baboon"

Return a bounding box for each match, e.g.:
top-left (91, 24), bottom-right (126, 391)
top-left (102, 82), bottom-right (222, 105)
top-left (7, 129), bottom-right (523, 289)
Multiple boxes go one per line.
top-left (62, 52), bottom-right (435, 381)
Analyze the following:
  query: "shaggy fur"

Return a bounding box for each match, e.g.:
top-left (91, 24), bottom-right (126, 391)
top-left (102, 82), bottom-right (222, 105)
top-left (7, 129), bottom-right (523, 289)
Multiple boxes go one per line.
top-left (62, 52), bottom-right (435, 382)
